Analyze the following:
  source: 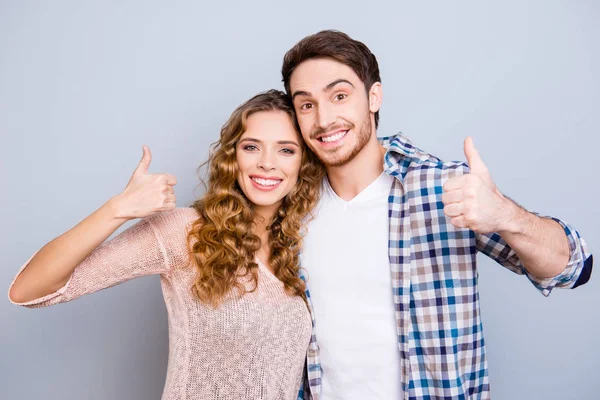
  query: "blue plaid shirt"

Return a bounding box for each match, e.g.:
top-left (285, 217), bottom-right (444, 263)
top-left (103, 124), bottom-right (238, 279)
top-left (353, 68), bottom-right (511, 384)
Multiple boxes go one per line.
top-left (298, 133), bottom-right (593, 400)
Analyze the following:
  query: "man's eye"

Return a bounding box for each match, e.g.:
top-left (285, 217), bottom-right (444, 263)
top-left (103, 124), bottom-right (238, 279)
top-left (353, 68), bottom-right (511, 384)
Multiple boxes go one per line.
top-left (335, 93), bottom-right (347, 101)
top-left (300, 103), bottom-right (313, 110)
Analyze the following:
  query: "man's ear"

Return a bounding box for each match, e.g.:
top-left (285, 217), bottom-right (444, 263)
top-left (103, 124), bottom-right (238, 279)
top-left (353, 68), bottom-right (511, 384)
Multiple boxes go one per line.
top-left (368, 82), bottom-right (383, 113)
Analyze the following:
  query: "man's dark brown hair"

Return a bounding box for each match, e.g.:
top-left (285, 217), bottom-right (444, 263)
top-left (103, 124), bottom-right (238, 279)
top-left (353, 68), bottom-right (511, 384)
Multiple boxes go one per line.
top-left (282, 30), bottom-right (382, 128)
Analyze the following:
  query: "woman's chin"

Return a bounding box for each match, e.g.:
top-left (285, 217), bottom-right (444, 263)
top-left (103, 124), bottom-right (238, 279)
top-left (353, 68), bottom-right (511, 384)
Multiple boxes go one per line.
top-left (247, 195), bottom-right (284, 211)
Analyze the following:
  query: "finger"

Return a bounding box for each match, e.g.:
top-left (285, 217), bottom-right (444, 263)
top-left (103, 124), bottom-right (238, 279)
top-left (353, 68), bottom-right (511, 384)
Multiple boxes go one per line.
top-left (164, 173), bottom-right (177, 186)
top-left (443, 175), bottom-right (469, 192)
top-left (164, 193), bottom-right (176, 204)
top-left (163, 186), bottom-right (175, 195)
top-left (158, 202), bottom-right (177, 212)
top-left (464, 137), bottom-right (488, 176)
top-left (441, 190), bottom-right (463, 205)
top-left (449, 215), bottom-right (468, 229)
top-left (161, 197), bottom-right (177, 211)
top-left (134, 145), bottom-right (152, 176)
top-left (443, 203), bottom-right (464, 218)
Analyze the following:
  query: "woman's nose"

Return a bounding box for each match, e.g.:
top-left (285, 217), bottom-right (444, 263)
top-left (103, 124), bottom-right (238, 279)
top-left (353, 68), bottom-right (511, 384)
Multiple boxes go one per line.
top-left (257, 151), bottom-right (276, 171)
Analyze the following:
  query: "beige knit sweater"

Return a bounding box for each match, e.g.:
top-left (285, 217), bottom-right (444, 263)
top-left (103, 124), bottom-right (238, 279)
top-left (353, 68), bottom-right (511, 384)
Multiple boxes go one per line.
top-left (9, 207), bottom-right (312, 400)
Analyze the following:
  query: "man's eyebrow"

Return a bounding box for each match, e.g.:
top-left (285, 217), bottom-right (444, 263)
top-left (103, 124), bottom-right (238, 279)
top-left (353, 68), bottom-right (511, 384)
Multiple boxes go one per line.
top-left (291, 90), bottom-right (311, 101)
top-left (291, 79), bottom-right (355, 101)
top-left (325, 79), bottom-right (354, 91)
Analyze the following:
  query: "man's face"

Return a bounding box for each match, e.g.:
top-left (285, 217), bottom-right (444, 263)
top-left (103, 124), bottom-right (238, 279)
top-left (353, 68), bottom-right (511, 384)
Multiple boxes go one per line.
top-left (289, 58), bottom-right (380, 167)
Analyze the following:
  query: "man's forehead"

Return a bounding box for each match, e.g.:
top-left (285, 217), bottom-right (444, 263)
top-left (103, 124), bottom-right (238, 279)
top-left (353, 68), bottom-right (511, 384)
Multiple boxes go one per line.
top-left (290, 58), bottom-right (361, 93)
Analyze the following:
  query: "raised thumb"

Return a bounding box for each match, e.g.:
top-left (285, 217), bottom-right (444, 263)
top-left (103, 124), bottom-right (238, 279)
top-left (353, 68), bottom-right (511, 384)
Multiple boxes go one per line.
top-left (464, 137), bottom-right (488, 175)
top-left (134, 145), bottom-right (152, 175)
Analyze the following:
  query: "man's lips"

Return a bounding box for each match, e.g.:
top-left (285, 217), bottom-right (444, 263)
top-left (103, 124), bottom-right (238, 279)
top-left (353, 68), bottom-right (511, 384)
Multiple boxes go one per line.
top-left (316, 129), bottom-right (349, 144)
top-left (315, 128), bottom-right (348, 140)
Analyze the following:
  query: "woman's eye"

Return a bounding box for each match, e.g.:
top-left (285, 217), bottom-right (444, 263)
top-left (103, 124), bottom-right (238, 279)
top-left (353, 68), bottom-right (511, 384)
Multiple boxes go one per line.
top-left (280, 148), bottom-right (295, 155)
top-left (243, 145), bottom-right (258, 151)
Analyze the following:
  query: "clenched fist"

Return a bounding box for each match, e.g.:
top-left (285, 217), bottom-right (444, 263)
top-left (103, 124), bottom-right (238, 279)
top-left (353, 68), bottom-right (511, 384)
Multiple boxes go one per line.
top-left (112, 145), bottom-right (177, 220)
top-left (442, 137), bottom-right (511, 234)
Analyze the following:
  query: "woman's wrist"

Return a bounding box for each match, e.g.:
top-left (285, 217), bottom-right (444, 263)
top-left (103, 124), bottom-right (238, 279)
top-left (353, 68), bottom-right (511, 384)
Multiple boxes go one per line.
top-left (105, 195), bottom-right (135, 222)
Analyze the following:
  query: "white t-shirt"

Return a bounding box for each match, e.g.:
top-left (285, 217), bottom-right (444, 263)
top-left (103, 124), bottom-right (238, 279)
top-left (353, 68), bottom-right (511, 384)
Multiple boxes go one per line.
top-left (301, 172), bottom-right (401, 399)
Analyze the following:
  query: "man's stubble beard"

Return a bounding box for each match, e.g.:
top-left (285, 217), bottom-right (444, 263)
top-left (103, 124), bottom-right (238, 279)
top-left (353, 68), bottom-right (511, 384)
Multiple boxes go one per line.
top-left (315, 116), bottom-right (372, 168)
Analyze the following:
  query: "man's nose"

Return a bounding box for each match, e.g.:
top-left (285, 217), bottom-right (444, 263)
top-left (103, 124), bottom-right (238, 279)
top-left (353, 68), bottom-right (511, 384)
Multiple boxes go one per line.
top-left (316, 104), bottom-right (336, 130)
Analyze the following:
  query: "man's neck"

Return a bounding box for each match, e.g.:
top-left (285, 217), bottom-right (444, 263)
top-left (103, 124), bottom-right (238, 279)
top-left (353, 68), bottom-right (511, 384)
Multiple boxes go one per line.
top-left (326, 136), bottom-right (386, 201)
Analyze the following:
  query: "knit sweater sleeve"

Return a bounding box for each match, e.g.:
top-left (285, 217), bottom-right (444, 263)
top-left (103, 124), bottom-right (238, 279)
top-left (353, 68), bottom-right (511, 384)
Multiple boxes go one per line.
top-left (8, 208), bottom-right (197, 308)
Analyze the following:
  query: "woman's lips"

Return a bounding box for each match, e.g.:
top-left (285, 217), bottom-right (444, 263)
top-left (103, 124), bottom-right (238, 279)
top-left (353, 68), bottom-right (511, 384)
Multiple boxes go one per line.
top-left (250, 176), bottom-right (283, 191)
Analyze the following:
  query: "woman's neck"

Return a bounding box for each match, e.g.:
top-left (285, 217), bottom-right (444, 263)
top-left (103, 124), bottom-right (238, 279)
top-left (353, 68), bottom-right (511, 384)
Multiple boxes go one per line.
top-left (252, 206), bottom-right (276, 268)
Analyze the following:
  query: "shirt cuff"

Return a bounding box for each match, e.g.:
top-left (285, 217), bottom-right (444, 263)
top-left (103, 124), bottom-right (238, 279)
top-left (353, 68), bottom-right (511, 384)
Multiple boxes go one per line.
top-left (525, 217), bottom-right (588, 296)
top-left (7, 250), bottom-right (73, 307)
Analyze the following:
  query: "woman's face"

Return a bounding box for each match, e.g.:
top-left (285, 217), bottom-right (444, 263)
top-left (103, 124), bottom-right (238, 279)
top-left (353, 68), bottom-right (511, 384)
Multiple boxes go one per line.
top-left (236, 110), bottom-right (303, 218)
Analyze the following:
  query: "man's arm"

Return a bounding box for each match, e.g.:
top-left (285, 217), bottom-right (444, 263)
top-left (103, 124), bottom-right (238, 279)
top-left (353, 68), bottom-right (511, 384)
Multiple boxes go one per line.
top-left (442, 137), bottom-right (592, 292)
top-left (474, 212), bottom-right (592, 296)
top-left (491, 197), bottom-right (569, 278)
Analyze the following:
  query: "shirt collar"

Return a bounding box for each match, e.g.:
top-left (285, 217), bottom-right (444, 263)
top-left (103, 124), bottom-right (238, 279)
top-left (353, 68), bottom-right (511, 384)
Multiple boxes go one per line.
top-left (379, 132), bottom-right (419, 182)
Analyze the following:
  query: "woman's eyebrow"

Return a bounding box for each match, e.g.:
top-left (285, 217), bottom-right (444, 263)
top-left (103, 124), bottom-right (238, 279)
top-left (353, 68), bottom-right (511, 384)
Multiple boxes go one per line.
top-left (239, 137), bottom-right (262, 144)
top-left (277, 140), bottom-right (300, 147)
top-left (239, 138), bottom-right (299, 147)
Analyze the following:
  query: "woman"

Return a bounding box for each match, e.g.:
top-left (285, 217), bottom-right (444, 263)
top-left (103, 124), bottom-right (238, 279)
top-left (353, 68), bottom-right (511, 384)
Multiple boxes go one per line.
top-left (8, 90), bottom-right (324, 399)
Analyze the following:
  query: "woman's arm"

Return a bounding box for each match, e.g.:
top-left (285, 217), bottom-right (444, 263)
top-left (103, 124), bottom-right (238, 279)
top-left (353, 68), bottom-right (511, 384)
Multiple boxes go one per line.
top-left (9, 146), bottom-right (177, 304)
top-left (10, 198), bottom-right (129, 303)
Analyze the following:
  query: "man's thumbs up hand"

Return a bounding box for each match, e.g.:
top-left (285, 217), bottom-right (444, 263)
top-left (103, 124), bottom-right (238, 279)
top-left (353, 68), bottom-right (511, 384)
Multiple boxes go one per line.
top-left (442, 137), bottom-right (510, 233)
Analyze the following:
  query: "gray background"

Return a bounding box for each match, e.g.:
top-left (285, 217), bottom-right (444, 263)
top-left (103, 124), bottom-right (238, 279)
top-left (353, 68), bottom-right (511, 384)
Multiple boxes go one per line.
top-left (1, 1), bottom-right (598, 399)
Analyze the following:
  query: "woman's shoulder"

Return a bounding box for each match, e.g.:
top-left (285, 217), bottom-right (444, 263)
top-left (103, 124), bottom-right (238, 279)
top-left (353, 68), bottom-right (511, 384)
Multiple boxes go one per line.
top-left (145, 207), bottom-right (200, 230)
top-left (142, 207), bottom-right (201, 245)
top-left (138, 207), bottom-right (202, 270)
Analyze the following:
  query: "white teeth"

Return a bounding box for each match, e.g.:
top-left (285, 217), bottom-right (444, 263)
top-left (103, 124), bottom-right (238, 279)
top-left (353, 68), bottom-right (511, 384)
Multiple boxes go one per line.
top-left (252, 177), bottom-right (281, 187)
top-left (321, 130), bottom-right (347, 143)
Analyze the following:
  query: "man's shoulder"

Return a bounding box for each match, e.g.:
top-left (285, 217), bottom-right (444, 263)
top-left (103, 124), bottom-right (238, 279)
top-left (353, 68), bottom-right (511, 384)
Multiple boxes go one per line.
top-left (381, 133), bottom-right (470, 187)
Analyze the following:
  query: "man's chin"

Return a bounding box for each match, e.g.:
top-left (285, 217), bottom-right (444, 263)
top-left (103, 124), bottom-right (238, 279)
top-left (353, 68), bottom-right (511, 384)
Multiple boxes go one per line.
top-left (318, 149), bottom-right (358, 168)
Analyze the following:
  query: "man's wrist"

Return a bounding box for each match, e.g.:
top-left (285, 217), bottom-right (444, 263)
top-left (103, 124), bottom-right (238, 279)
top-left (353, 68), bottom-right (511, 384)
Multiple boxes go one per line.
top-left (495, 194), bottom-right (531, 235)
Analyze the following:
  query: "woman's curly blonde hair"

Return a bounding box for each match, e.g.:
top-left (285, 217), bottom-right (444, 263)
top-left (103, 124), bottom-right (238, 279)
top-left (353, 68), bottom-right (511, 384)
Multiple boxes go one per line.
top-left (187, 90), bottom-right (324, 306)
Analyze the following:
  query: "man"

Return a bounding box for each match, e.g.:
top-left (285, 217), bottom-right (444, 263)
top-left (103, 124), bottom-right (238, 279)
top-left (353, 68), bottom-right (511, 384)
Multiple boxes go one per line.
top-left (282, 30), bottom-right (593, 400)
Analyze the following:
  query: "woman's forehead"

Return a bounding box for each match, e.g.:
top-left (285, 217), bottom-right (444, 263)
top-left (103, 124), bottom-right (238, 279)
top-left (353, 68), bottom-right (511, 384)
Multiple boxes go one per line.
top-left (240, 111), bottom-right (299, 144)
